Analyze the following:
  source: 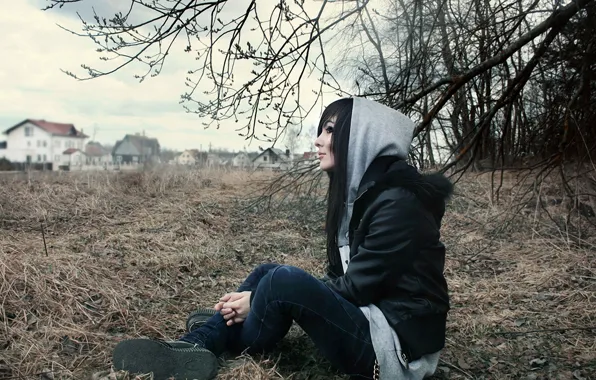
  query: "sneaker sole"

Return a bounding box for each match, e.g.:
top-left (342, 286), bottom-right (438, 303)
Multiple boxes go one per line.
top-left (112, 339), bottom-right (218, 380)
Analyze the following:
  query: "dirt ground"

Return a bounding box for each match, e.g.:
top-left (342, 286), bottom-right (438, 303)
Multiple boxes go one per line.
top-left (0, 167), bottom-right (594, 380)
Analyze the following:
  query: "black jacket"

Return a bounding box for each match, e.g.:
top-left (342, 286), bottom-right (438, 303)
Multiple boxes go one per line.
top-left (324, 156), bottom-right (452, 361)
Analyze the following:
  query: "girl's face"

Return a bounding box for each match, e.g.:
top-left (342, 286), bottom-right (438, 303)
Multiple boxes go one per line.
top-left (314, 116), bottom-right (336, 172)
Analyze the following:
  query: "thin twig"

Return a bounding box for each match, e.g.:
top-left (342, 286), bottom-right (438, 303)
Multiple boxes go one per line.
top-left (494, 326), bottom-right (596, 336)
top-left (438, 358), bottom-right (474, 378)
top-left (0, 370), bottom-right (67, 380)
top-left (40, 222), bottom-right (48, 257)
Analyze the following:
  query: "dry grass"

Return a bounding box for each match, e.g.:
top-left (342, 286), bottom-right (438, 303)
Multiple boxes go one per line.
top-left (0, 167), bottom-right (594, 380)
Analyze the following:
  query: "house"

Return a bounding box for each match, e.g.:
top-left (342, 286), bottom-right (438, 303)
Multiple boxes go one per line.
top-left (0, 141), bottom-right (6, 159)
top-left (231, 152), bottom-right (253, 168)
top-left (203, 151), bottom-right (237, 168)
top-left (112, 134), bottom-right (160, 164)
top-left (252, 148), bottom-right (292, 170)
top-left (57, 144), bottom-right (114, 171)
top-left (177, 149), bottom-right (207, 165)
top-left (2, 119), bottom-right (88, 169)
top-left (85, 142), bottom-right (113, 166)
top-left (206, 153), bottom-right (223, 168)
top-left (60, 148), bottom-right (86, 169)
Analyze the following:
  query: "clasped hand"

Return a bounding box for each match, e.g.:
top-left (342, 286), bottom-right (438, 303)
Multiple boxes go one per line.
top-left (214, 291), bottom-right (251, 326)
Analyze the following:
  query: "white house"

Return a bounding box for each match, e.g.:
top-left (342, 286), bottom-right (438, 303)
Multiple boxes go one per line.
top-left (231, 152), bottom-right (253, 168)
top-left (55, 143), bottom-right (114, 171)
top-left (177, 150), bottom-right (196, 165)
top-left (2, 119), bottom-right (88, 168)
top-left (61, 148), bottom-right (86, 169)
top-left (252, 148), bottom-right (292, 170)
top-left (176, 149), bottom-right (206, 165)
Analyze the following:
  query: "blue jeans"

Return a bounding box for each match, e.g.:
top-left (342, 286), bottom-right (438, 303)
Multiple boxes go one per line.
top-left (180, 264), bottom-right (376, 379)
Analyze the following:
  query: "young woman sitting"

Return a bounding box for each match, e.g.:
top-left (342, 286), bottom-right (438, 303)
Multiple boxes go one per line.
top-left (112, 97), bottom-right (452, 380)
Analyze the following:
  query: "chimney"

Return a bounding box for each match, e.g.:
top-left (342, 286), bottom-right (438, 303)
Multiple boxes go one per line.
top-left (285, 149), bottom-right (290, 157)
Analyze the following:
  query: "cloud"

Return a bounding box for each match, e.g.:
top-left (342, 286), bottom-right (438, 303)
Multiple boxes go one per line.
top-left (1, 0), bottom-right (352, 152)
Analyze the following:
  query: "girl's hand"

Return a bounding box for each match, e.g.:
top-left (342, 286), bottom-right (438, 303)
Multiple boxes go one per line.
top-left (221, 291), bottom-right (252, 326)
top-left (215, 292), bottom-right (242, 312)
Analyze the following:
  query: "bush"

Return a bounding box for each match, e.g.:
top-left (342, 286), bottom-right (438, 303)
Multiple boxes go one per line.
top-left (0, 157), bottom-right (13, 171)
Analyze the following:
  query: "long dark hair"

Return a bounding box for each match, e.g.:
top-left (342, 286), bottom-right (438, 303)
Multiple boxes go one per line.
top-left (317, 98), bottom-right (353, 266)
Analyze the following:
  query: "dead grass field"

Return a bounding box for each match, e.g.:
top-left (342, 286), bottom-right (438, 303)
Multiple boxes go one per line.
top-left (0, 167), bottom-right (594, 380)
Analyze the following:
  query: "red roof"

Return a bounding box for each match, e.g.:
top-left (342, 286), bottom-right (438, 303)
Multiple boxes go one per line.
top-left (303, 151), bottom-right (317, 159)
top-left (63, 148), bottom-right (80, 155)
top-left (85, 142), bottom-right (109, 157)
top-left (3, 119), bottom-right (88, 138)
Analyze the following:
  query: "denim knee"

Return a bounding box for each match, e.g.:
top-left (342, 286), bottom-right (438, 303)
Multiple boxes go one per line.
top-left (253, 263), bottom-right (280, 274)
top-left (267, 265), bottom-right (310, 295)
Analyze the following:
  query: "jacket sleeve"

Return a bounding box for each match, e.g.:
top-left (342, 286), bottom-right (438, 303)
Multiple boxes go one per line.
top-left (325, 194), bottom-right (419, 306)
top-left (320, 262), bottom-right (341, 283)
top-left (320, 267), bottom-right (337, 283)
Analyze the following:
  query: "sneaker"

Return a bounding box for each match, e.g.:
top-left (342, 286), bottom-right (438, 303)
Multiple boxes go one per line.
top-left (186, 308), bottom-right (218, 332)
top-left (112, 338), bottom-right (218, 380)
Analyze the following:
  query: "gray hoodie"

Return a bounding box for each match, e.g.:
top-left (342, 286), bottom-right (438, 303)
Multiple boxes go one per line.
top-left (337, 97), bottom-right (440, 379)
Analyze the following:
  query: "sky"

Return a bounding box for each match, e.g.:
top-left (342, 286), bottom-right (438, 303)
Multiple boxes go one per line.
top-left (0, 0), bottom-right (349, 152)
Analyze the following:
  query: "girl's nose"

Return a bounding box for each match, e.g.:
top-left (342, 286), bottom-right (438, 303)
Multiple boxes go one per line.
top-left (314, 135), bottom-right (322, 148)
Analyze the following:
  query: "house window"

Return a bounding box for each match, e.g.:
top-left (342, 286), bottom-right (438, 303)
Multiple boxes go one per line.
top-left (263, 156), bottom-right (268, 161)
top-left (37, 155), bottom-right (41, 162)
top-left (26, 155), bottom-right (31, 163)
top-left (43, 141), bottom-right (47, 147)
top-left (27, 141), bottom-right (31, 147)
top-left (43, 154), bottom-right (46, 162)
top-left (54, 155), bottom-right (61, 162)
top-left (24, 127), bottom-right (33, 136)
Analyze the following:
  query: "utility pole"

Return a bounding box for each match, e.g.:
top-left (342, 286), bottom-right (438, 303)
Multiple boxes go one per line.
top-left (142, 129), bottom-right (146, 168)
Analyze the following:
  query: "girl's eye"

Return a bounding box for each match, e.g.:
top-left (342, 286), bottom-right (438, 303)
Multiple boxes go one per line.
top-left (325, 126), bottom-right (334, 134)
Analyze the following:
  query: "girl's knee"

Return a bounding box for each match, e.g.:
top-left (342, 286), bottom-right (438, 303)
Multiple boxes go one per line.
top-left (268, 265), bottom-right (311, 288)
top-left (253, 263), bottom-right (280, 274)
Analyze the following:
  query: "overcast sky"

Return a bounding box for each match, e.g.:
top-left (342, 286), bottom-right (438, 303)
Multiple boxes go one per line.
top-left (0, 0), bottom-right (348, 152)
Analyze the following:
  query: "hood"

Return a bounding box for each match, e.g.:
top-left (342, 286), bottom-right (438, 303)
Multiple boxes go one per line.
top-left (337, 98), bottom-right (452, 247)
top-left (345, 97), bottom-right (416, 207)
top-left (337, 97), bottom-right (416, 246)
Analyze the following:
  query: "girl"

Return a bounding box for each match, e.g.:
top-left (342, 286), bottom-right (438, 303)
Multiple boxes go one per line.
top-left (112, 97), bottom-right (452, 380)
